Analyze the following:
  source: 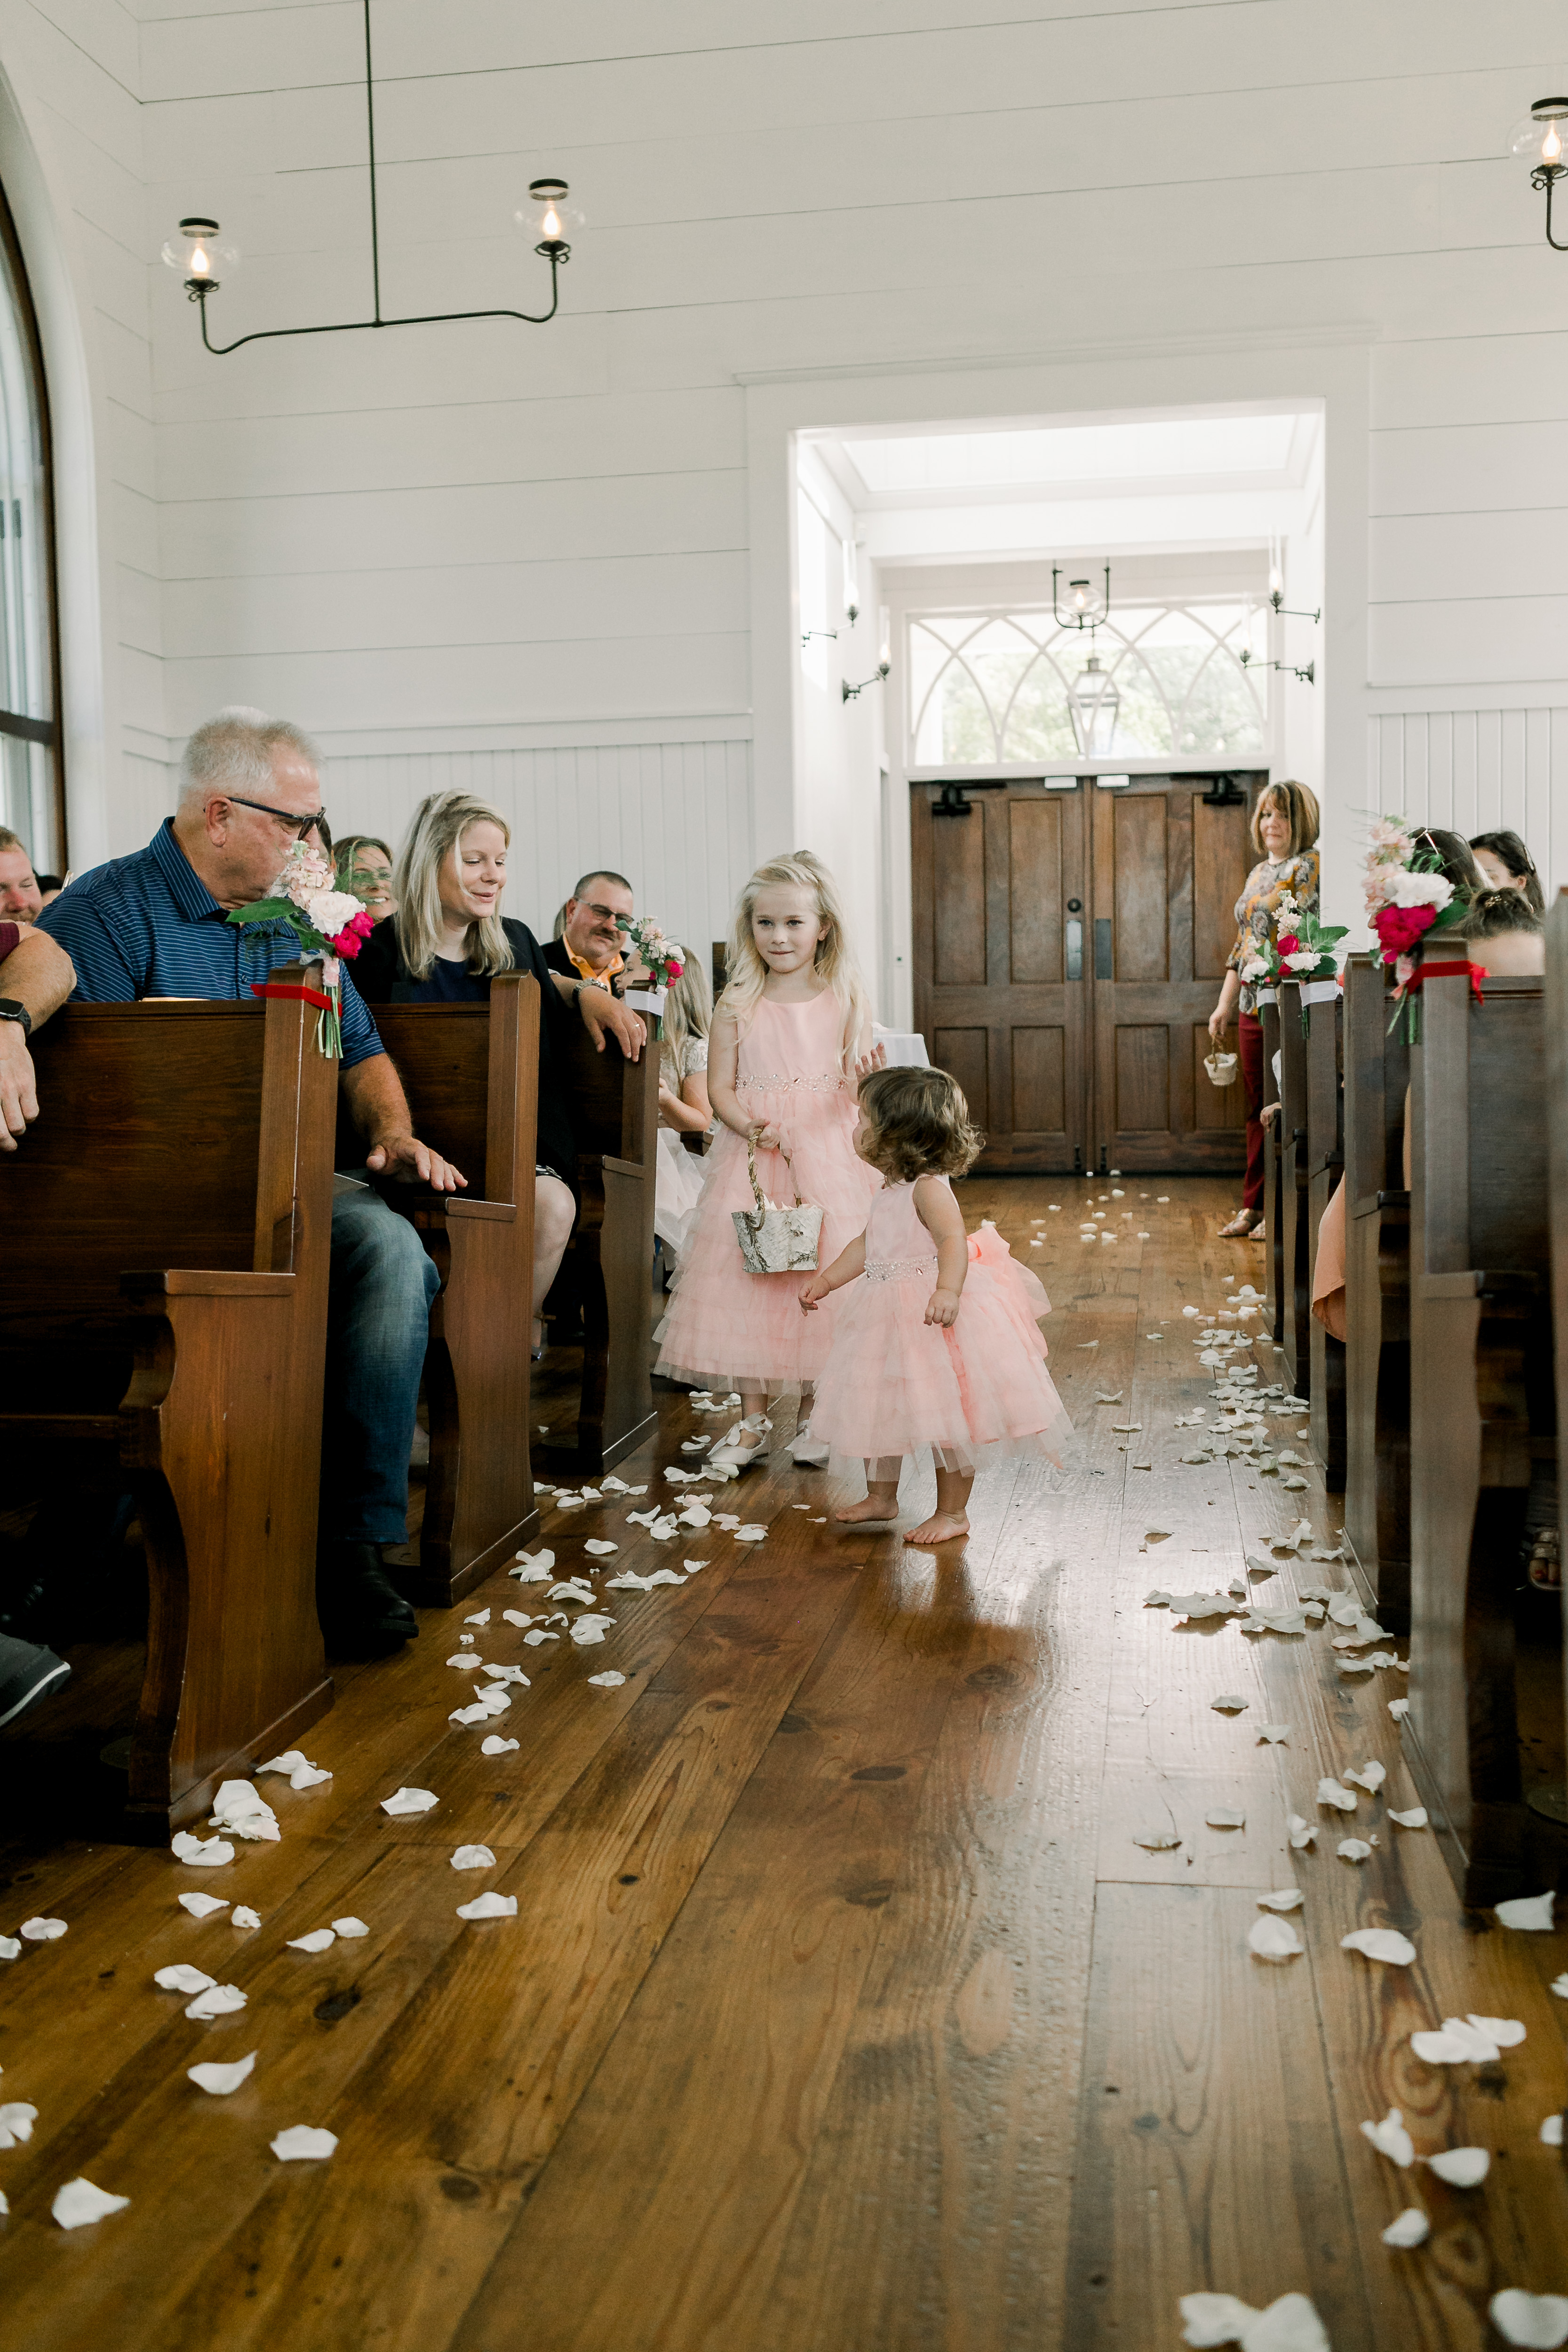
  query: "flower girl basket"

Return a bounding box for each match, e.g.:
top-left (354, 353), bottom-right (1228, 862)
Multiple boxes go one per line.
top-left (732, 1140), bottom-right (824, 1273)
top-left (1203, 1047), bottom-right (1239, 1088)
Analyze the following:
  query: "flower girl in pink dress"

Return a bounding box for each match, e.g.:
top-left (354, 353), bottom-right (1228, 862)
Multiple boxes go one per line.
top-left (654, 851), bottom-right (884, 1468)
top-left (800, 1066), bottom-right (1072, 1545)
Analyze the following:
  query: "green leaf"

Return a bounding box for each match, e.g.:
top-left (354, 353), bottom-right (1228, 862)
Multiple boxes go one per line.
top-left (227, 898), bottom-right (297, 926)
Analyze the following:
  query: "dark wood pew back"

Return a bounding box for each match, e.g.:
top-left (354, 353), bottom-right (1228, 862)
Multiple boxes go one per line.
top-left (1406, 972), bottom-right (1550, 1904)
top-left (366, 974), bottom-right (542, 1607)
top-left (1548, 895), bottom-right (1568, 1800)
top-left (1342, 953), bottom-right (1412, 1621)
top-left (1277, 980), bottom-right (1312, 1396)
top-left (0, 985), bottom-right (336, 1835)
top-left (1258, 989), bottom-right (1285, 1344)
top-left (548, 1015), bottom-right (662, 1472)
top-left (1304, 983), bottom-right (1346, 1487)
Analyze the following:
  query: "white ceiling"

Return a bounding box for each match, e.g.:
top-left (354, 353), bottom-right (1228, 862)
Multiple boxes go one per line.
top-left (836, 413), bottom-right (1307, 505)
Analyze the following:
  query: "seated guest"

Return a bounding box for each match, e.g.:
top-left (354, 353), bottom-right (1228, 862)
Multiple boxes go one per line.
top-left (353, 793), bottom-right (647, 1344)
top-left (33, 874), bottom-right (63, 908)
top-left (0, 918), bottom-right (76, 1723)
top-left (36, 708), bottom-right (460, 1660)
top-left (654, 959), bottom-right (714, 1267)
top-left (333, 833), bottom-right (396, 923)
top-left (543, 869), bottom-right (637, 992)
top-left (1469, 828), bottom-right (1545, 914)
top-left (0, 826), bottom-right (43, 922)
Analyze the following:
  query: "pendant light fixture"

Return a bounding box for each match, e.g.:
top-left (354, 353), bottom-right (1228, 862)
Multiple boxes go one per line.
top-left (1069, 653), bottom-right (1119, 755)
top-left (160, 0), bottom-right (574, 356)
top-left (1052, 565), bottom-right (1111, 631)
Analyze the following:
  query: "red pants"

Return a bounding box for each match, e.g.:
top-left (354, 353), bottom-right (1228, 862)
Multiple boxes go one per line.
top-left (1239, 1008), bottom-right (1265, 1213)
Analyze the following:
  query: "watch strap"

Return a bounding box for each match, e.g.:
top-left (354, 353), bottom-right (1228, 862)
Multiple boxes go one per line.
top-left (0, 997), bottom-right (32, 1038)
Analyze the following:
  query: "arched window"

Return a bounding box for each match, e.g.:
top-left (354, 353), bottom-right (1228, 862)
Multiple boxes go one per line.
top-left (908, 602), bottom-right (1268, 768)
top-left (0, 179), bottom-right (60, 873)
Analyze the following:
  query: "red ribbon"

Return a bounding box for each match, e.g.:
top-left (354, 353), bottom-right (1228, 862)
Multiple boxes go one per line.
top-left (1400, 959), bottom-right (1485, 1004)
top-left (250, 981), bottom-right (333, 1012)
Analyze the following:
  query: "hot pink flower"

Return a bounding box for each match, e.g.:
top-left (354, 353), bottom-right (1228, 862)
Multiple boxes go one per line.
top-left (667, 960), bottom-right (683, 977)
top-left (1372, 902), bottom-right (1437, 963)
top-left (1276, 933), bottom-right (1301, 960)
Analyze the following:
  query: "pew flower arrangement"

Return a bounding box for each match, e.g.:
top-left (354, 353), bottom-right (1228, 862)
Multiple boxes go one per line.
top-left (226, 842), bottom-right (376, 1058)
top-left (614, 914), bottom-right (686, 990)
top-left (1273, 890), bottom-right (1348, 1034)
top-left (1362, 817), bottom-right (1471, 1040)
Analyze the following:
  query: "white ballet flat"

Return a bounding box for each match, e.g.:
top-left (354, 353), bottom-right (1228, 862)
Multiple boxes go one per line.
top-left (708, 1415), bottom-right (772, 1474)
top-left (789, 1420), bottom-right (830, 1467)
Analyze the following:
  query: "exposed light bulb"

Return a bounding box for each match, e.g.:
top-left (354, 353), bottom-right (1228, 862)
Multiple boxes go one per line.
top-left (190, 242), bottom-right (211, 277)
top-left (1268, 564), bottom-right (1283, 596)
top-left (1545, 121), bottom-right (1563, 162)
top-left (541, 204), bottom-right (562, 239)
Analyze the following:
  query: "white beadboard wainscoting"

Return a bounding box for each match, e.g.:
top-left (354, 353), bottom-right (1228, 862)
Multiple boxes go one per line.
top-left (1366, 709), bottom-right (1566, 894)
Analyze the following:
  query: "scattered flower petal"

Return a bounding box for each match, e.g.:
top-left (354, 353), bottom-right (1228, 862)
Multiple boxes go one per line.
top-left (1381, 2208), bottom-right (1430, 2249)
top-left (1337, 1839), bottom-right (1373, 1863)
top-left (587, 1669), bottom-right (626, 1688)
top-left (1249, 1916), bottom-right (1303, 1960)
top-left (482, 1735), bottom-right (519, 1756)
top-left (154, 1964), bottom-right (216, 1994)
top-left (1257, 1889), bottom-right (1304, 1911)
top-left (1361, 2107), bottom-right (1415, 2167)
top-left (52, 2178), bottom-right (130, 2229)
top-left (1426, 2146), bottom-right (1489, 2187)
top-left (1491, 2292), bottom-right (1568, 2349)
top-left (188, 2051), bottom-right (257, 2096)
top-left (271, 2125), bottom-right (337, 2162)
top-left (381, 1787), bottom-right (438, 1816)
top-left (1496, 1891), bottom-right (1555, 1931)
top-left (332, 1917), bottom-right (369, 1939)
top-left (1207, 1807), bottom-right (1247, 1829)
top-left (171, 1833), bottom-right (234, 1867)
top-left (450, 1845), bottom-right (495, 1871)
top-left (456, 1892), bottom-right (517, 1921)
top-left (1388, 1807), bottom-right (1427, 1829)
top-left (178, 1893), bottom-right (229, 1919)
top-left (584, 1540), bottom-right (618, 1557)
top-left (185, 1983), bottom-right (247, 2020)
top-left (231, 1907), bottom-right (261, 1931)
top-left (19, 1917), bottom-right (68, 1941)
top-left (1342, 1928), bottom-right (1416, 1965)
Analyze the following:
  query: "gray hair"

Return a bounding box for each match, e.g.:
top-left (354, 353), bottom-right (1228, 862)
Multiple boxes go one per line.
top-left (179, 708), bottom-right (321, 808)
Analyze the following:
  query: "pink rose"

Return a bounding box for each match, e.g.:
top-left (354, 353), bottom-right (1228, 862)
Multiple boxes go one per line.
top-left (1276, 933), bottom-right (1301, 960)
top-left (667, 960), bottom-right (683, 978)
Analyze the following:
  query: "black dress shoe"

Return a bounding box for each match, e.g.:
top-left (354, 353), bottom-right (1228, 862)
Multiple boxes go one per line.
top-left (317, 1542), bottom-right (419, 1660)
top-left (0, 1632), bottom-right (71, 1728)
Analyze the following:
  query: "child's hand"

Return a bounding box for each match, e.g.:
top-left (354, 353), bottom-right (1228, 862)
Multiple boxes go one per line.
top-left (798, 1272), bottom-right (829, 1314)
top-left (853, 1041), bottom-right (888, 1082)
top-left (748, 1122), bottom-right (784, 1152)
top-left (1260, 1102), bottom-right (1280, 1129)
top-left (925, 1286), bottom-right (962, 1328)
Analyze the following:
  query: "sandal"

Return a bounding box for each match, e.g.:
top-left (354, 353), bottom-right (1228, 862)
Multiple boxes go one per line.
top-left (1527, 1531), bottom-right (1561, 1591)
top-left (1218, 1209), bottom-right (1254, 1238)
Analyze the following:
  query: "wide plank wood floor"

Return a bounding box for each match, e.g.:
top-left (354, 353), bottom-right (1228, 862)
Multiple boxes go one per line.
top-left (3, 1173), bottom-right (1567, 2349)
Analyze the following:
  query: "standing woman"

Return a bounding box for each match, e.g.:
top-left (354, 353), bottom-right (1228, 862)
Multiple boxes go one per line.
top-left (353, 791), bottom-right (647, 1343)
top-left (1207, 779), bottom-right (1321, 1242)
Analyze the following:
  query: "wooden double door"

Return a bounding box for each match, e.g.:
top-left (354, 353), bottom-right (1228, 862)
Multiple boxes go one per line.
top-left (911, 774), bottom-right (1261, 1175)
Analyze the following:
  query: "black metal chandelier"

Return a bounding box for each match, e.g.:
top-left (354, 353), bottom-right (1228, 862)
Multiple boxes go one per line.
top-left (1052, 565), bottom-right (1111, 632)
top-left (1511, 96), bottom-right (1568, 249)
top-left (161, 0), bottom-right (573, 356)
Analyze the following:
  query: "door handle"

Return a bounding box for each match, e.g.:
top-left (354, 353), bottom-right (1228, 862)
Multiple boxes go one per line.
top-left (1094, 918), bottom-right (1113, 978)
top-left (1066, 919), bottom-right (1082, 980)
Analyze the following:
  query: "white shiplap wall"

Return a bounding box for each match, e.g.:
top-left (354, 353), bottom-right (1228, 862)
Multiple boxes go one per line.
top-left (1367, 709), bottom-right (1561, 885)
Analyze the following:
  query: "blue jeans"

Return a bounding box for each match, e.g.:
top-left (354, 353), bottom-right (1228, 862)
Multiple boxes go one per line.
top-left (321, 1189), bottom-right (440, 1547)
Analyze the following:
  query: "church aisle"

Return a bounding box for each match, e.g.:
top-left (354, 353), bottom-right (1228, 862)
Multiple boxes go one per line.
top-left (2, 1176), bottom-right (1566, 2351)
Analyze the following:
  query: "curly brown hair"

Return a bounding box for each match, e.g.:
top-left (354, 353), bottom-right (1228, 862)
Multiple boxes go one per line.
top-left (857, 1065), bottom-right (984, 1182)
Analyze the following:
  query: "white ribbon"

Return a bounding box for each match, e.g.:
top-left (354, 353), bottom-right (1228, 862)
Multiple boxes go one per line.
top-left (1300, 979), bottom-right (1340, 1005)
top-left (1254, 987), bottom-right (1278, 1006)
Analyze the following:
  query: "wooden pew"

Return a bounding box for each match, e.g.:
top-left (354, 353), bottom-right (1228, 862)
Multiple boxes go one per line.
top-left (546, 1014), bottom-right (662, 1474)
top-left (1258, 988), bottom-right (1285, 1346)
top-left (1304, 982), bottom-right (1346, 1489)
top-left (1276, 980), bottom-right (1312, 1397)
top-left (0, 982), bottom-right (335, 1838)
top-left (1342, 952), bottom-right (1412, 1626)
top-left (1549, 895), bottom-right (1568, 1800)
top-left (1405, 971), bottom-right (1550, 1906)
top-left (363, 974), bottom-right (543, 1609)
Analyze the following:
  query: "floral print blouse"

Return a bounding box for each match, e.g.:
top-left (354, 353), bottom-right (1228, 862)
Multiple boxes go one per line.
top-left (1228, 849), bottom-right (1320, 1014)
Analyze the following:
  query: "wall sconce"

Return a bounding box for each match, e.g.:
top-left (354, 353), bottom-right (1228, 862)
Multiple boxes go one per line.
top-left (161, 0), bottom-right (573, 354)
top-left (1053, 565), bottom-right (1111, 631)
top-left (1509, 95), bottom-right (1568, 248)
top-left (1241, 651), bottom-right (1315, 685)
top-left (1268, 589), bottom-right (1321, 624)
top-left (842, 658), bottom-right (890, 702)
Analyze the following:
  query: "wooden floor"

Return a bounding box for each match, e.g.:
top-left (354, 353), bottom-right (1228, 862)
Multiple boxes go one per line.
top-left (4, 1173), bottom-right (1568, 2348)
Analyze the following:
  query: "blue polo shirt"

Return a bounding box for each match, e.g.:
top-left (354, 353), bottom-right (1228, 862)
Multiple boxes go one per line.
top-left (38, 817), bottom-right (384, 1068)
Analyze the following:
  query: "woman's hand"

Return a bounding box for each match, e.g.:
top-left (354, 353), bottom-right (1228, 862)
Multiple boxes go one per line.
top-left (1209, 967), bottom-right (1241, 1042)
top-left (924, 1286), bottom-right (962, 1328)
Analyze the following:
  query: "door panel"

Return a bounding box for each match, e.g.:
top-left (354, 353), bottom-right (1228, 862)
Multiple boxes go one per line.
top-left (911, 773), bottom-right (1258, 1174)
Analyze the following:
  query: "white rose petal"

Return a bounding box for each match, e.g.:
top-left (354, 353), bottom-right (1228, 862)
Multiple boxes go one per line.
top-left (1381, 2208), bottom-right (1430, 2249)
top-left (1491, 2291), bottom-right (1568, 2349)
top-left (188, 2051), bottom-right (257, 2096)
top-left (1342, 1929), bottom-right (1416, 1965)
top-left (1337, 1839), bottom-right (1372, 1864)
top-left (1361, 2107), bottom-right (1415, 2167)
top-left (185, 1983), bottom-right (247, 2020)
top-left (587, 1670), bottom-right (626, 1688)
top-left (154, 1964), bottom-right (216, 1994)
top-left (450, 1845), bottom-right (495, 1871)
top-left (231, 1907), bottom-right (262, 1931)
top-left (286, 1930), bottom-right (335, 1954)
top-left (1248, 1916), bottom-right (1302, 1960)
top-left (178, 1892), bottom-right (230, 1919)
top-left (271, 2125), bottom-right (338, 2162)
top-left (171, 1833), bottom-right (235, 1867)
top-left (1495, 1891), bottom-right (1556, 1931)
top-left (52, 2178), bottom-right (130, 2229)
top-left (1425, 2147), bottom-right (1489, 2187)
top-left (482, 1735), bottom-right (519, 1756)
top-left (1388, 1807), bottom-right (1428, 1829)
top-left (381, 1787), bottom-right (438, 1816)
top-left (456, 1892), bottom-right (517, 1921)
top-left (332, 1917), bottom-right (369, 1939)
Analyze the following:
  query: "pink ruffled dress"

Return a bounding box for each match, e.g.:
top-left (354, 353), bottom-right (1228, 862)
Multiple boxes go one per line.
top-left (809, 1179), bottom-right (1074, 1470)
top-left (653, 988), bottom-right (883, 1393)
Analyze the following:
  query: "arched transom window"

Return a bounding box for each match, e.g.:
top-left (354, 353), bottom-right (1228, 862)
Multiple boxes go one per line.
top-left (909, 604), bottom-right (1268, 767)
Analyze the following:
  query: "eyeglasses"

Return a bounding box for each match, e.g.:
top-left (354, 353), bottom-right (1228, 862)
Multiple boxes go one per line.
top-left (221, 793), bottom-right (328, 840)
top-left (579, 900), bottom-right (629, 924)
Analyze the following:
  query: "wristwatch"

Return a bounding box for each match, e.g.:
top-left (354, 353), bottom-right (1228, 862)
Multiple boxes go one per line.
top-left (0, 997), bottom-right (31, 1039)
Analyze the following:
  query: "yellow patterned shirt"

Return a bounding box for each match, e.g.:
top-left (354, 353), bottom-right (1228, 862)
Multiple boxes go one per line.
top-left (1228, 849), bottom-right (1320, 1013)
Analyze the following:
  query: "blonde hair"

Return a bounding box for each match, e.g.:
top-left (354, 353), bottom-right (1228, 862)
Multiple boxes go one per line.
top-left (1250, 779), bottom-right (1320, 860)
top-left (856, 1065), bottom-right (983, 1182)
top-left (393, 792), bottom-right (515, 981)
top-left (719, 851), bottom-right (870, 1070)
top-left (660, 956), bottom-right (713, 1088)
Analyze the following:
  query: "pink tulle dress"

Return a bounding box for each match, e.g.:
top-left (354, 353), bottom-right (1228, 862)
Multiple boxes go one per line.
top-left (653, 987), bottom-right (883, 1393)
top-left (809, 1179), bottom-right (1074, 1471)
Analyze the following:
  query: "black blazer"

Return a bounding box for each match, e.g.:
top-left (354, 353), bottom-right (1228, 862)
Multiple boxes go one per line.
top-left (352, 916), bottom-right (579, 1185)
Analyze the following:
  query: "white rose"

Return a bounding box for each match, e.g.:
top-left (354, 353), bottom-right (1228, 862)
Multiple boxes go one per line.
top-left (303, 889), bottom-right (365, 936)
top-left (1285, 948), bottom-right (1322, 972)
top-left (1386, 870), bottom-right (1455, 911)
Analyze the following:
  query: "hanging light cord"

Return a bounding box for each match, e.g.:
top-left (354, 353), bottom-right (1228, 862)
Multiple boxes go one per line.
top-left (192, 0), bottom-right (566, 355)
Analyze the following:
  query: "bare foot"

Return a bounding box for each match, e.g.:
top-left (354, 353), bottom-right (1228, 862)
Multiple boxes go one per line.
top-left (904, 1510), bottom-right (970, 1546)
top-left (836, 1492), bottom-right (899, 1524)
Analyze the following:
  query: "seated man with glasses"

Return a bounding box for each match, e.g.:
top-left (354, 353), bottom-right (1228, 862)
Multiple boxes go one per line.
top-left (543, 869), bottom-right (644, 993)
top-left (35, 708), bottom-right (456, 1661)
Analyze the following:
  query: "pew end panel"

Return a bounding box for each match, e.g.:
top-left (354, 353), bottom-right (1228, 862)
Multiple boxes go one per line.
top-left (1258, 992), bottom-right (1285, 1346)
top-left (1406, 976), bottom-right (1555, 1907)
top-left (1342, 954), bottom-right (1411, 1611)
top-left (1277, 982), bottom-right (1312, 1398)
top-left (1305, 990), bottom-right (1345, 1489)
top-left (1547, 890), bottom-right (1568, 1794)
top-left (0, 985), bottom-right (337, 1840)
top-left (367, 977), bottom-right (543, 1609)
top-left (545, 1017), bottom-right (661, 1475)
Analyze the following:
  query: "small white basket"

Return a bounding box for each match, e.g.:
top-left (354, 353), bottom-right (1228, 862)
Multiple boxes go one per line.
top-left (1203, 1050), bottom-right (1240, 1089)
